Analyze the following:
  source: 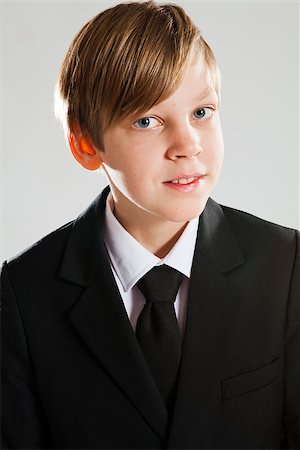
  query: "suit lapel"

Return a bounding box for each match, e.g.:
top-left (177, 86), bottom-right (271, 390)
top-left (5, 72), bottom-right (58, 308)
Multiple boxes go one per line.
top-left (167, 198), bottom-right (246, 448)
top-left (59, 187), bottom-right (168, 440)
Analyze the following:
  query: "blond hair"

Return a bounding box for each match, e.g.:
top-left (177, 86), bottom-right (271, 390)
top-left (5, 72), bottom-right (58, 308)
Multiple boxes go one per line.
top-left (54, 1), bottom-right (221, 150)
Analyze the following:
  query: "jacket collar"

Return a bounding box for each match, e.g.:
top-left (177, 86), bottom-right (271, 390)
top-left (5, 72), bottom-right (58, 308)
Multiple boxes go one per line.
top-left (60, 187), bottom-right (245, 286)
top-left (198, 196), bottom-right (245, 273)
top-left (59, 185), bottom-right (111, 286)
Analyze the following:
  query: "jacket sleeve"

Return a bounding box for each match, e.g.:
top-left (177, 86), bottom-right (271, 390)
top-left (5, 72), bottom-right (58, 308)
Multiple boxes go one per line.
top-left (282, 229), bottom-right (300, 448)
top-left (1, 262), bottom-right (54, 449)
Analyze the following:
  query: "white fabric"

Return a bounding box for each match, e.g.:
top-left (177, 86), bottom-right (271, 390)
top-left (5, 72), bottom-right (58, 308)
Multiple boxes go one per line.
top-left (102, 193), bottom-right (199, 335)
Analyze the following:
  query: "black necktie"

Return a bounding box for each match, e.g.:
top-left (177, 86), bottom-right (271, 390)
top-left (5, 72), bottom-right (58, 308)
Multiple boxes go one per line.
top-left (136, 265), bottom-right (183, 406)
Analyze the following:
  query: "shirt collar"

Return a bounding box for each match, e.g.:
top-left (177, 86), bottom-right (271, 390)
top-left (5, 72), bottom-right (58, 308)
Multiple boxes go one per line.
top-left (102, 193), bottom-right (199, 292)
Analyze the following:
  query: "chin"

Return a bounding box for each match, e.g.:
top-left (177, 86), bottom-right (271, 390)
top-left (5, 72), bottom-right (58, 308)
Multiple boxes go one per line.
top-left (163, 199), bottom-right (209, 223)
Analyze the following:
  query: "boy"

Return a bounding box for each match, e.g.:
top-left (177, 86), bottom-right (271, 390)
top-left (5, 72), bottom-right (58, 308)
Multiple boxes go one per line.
top-left (1, 1), bottom-right (299, 449)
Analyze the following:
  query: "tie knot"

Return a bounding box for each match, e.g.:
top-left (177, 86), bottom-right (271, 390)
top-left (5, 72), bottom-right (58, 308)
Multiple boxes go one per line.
top-left (137, 265), bottom-right (183, 303)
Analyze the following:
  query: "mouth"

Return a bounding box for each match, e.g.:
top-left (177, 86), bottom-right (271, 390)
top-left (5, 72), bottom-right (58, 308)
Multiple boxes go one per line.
top-left (163, 174), bottom-right (207, 192)
top-left (164, 174), bottom-right (206, 185)
top-left (167, 176), bottom-right (200, 185)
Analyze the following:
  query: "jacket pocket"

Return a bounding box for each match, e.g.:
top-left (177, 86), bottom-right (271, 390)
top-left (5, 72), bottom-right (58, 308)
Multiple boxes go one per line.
top-left (221, 357), bottom-right (282, 401)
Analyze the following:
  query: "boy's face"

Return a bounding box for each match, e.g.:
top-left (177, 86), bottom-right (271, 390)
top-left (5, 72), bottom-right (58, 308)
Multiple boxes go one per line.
top-left (99, 56), bottom-right (224, 228)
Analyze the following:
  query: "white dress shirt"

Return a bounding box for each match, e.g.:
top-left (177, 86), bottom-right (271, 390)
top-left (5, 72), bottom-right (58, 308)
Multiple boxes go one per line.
top-left (102, 193), bottom-right (199, 336)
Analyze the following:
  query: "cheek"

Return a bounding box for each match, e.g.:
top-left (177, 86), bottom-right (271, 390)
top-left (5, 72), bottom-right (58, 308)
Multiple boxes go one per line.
top-left (204, 131), bottom-right (224, 171)
top-left (102, 157), bottom-right (151, 199)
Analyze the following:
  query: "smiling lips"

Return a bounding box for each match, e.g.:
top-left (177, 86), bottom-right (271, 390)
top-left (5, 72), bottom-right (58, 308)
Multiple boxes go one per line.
top-left (165, 173), bottom-right (206, 184)
top-left (169, 176), bottom-right (199, 185)
top-left (164, 174), bottom-right (206, 192)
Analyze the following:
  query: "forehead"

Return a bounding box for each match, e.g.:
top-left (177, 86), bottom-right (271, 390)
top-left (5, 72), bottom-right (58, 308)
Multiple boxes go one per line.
top-left (107, 46), bottom-right (219, 132)
top-left (186, 52), bottom-right (215, 88)
top-left (151, 58), bottom-right (217, 109)
top-left (122, 68), bottom-right (216, 126)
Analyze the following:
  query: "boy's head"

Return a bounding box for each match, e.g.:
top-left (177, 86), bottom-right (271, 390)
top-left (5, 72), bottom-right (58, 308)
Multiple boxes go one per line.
top-left (55, 0), bottom-right (221, 152)
top-left (55, 1), bottom-right (224, 228)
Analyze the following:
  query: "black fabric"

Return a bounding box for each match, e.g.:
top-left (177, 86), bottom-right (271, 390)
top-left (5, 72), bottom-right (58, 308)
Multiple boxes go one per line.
top-left (136, 265), bottom-right (183, 407)
top-left (1, 187), bottom-right (300, 449)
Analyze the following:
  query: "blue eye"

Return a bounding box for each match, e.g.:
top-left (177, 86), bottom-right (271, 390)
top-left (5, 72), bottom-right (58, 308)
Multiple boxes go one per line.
top-left (133, 117), bottom-right (159, 129)
top-left (193, 107), bottom-right (213, 120)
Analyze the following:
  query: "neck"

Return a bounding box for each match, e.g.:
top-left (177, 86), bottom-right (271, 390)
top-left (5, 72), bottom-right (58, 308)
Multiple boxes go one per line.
top-left (112, 204), bottom-right (188, 259)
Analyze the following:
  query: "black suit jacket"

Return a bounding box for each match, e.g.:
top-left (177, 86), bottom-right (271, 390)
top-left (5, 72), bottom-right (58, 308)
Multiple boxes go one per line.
top-left (1, 186), bottom-right (300, 449)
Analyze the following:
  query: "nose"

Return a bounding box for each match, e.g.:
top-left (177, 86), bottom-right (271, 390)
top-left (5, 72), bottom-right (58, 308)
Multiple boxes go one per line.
top-left (166, 123), bottom-right (203, 160)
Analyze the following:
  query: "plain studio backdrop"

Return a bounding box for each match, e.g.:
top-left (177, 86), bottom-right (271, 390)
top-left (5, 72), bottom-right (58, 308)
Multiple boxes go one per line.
top-left (0, 0), bottom-right (299, 262)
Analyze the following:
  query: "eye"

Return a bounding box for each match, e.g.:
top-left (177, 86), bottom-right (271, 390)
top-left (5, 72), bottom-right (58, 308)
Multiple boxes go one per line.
top-left (193, 107), bottom-right (214, 120)
top-left (133, 117), bottom-right (160, 129)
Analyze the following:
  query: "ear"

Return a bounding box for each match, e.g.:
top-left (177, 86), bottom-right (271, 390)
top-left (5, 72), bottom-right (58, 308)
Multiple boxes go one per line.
top-left (68, 122), bottom-right (102, 170)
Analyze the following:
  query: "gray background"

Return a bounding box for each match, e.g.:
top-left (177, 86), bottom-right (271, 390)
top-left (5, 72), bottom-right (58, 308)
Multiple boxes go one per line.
top-left (0, 0), bottom-right (299, 262)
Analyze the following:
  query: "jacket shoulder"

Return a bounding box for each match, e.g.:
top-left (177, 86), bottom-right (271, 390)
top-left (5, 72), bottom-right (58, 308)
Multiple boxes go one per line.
top-left (2, 188), bottom-right (108, 286)
top-left (218, 201), bottom-right (297, 247)
top-left (4, 220), bottom-right (75, 275)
